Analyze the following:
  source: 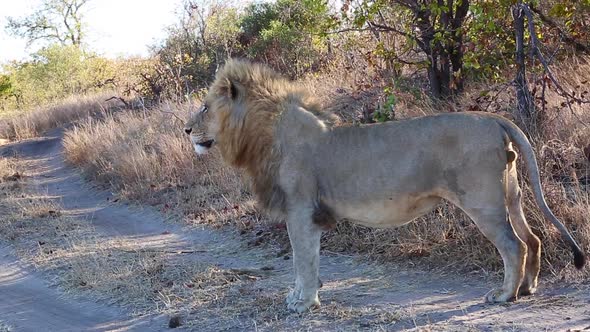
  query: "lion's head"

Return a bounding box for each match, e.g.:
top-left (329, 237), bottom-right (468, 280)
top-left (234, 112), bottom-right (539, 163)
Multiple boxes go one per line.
top-left (184, 104), bottom-right (215, 155)
top-left (186, 59), bottom-right (294, 160)
top-left (183, 59), bottom-right (322, 215)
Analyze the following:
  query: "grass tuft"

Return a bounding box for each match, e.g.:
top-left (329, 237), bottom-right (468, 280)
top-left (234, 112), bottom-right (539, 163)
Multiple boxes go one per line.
top-left (0, 93), bottom-right (124, 140)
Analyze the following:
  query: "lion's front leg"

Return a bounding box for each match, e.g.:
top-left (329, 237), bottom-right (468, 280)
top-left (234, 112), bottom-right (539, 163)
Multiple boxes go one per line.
top-left (285, 207), bottom-right (322, 313)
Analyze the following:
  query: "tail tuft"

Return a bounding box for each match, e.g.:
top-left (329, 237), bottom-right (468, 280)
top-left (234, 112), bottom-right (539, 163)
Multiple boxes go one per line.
top-left (573, 247), bottom-right (586, 270)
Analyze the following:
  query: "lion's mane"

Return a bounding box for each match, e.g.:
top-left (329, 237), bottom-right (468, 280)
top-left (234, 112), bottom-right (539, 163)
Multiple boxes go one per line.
top-left (208, 59), bottom-right (324, 217)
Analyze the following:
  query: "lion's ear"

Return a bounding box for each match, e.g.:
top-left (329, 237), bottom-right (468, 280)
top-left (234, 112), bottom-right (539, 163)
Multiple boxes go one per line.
top-left (218, 78), bottom-right (240, 101)
top-left (229, 80), bottom-right (239, 100)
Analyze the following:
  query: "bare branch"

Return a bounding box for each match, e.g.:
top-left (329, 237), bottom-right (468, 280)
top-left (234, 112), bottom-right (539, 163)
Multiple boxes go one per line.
top-left (105, 96), bottom-right (129, 108)
top-left (366, 21), bottom-right (426, 50)
top-left (5, 0), bottom-right (88, 46)
top-left (519, 4), bottom-right (590, 126)
top-left (529, 4), bottom-right (590, 54)
top-left (160, 104), bottom-right (186, 123)
top-left (521, 4), bottom-right (590, 106)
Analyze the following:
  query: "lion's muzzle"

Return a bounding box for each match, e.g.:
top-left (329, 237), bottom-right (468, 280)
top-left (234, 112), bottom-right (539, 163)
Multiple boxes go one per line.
top-left (191, 137), bottom-right (214, 155)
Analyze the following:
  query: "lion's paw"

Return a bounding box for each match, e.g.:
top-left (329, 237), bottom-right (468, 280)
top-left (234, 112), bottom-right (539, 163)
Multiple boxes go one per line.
top-left (484, 288), bottom-right (517, 303)
top-left (518, 286), bottom-right (537, 296)
top-left (287, 297), bottom-right (320, 314)
top-left (286, 288), bottom-right (301, 305)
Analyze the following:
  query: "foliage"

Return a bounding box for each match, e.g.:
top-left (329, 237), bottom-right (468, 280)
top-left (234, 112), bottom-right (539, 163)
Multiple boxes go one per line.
top-left (373, 86), bottom-right (397, 122)
top-left (344, 0), bottom-right (471, 99)
top-left (3, 0), bottom-right (590, 109)
top-left (1, 45), bottom-right (115, 111)
top-left (241, 0), bottom-right (337, 77)
top-left (149, 1), bottom-right (243, 100)
top-left (0, 75), bottom-right (12, 98)
top-left (149, 0), bottom-right (338, 99)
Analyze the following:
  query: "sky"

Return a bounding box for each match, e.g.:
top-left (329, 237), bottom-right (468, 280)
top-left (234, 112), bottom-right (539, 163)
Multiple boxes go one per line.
top-left (0, 0), bottom-right (183, 63)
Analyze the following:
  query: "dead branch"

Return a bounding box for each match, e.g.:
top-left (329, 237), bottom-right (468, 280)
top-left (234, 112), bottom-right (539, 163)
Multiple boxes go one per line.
top-left (517, 4), bottom-right (590, 127)
top-left (529, 4), bottom-right (590, 54)
top-left (160, 104), bottom-right (186, 123)
top-left (521, 4), bottom-right (590, 106)
top-left (105, 96), bottom-right (129, 108)
top-left (118, 248), bottom-right (206, 254)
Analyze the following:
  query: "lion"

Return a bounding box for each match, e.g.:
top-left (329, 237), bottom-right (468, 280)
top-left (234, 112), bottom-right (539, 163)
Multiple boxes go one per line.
top-left (184, 59), bottom-right (586, 313)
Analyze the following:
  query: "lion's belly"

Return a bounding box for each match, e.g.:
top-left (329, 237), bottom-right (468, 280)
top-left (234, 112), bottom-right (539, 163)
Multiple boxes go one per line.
top-left (327, 196), bottom-right (441, 228)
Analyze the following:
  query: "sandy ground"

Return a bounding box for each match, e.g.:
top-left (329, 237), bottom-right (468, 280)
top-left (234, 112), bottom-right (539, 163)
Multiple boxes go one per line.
top-left (0, 129), bottom-right (589, 331)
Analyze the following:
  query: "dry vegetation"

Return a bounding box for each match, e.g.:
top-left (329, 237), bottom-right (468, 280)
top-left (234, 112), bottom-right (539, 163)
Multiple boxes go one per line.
top-left (57, 57), bottom-right (590, 277)
top-left (62, 103), bottom-right (254, 225)
top-left (0, 93), bottom-right (123, 140)
top-left (0, 157), bottom-right (276, 326)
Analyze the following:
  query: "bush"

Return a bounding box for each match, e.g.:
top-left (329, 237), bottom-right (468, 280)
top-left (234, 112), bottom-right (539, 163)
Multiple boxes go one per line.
top-left (1, 45), bottom-right (117, 111)
top-left (240, 0), bottom-right (336, 77)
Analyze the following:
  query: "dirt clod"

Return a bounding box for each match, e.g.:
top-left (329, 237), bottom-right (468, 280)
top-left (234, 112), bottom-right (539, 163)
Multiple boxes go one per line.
top-left (168, 315), bottom-right (182, 328)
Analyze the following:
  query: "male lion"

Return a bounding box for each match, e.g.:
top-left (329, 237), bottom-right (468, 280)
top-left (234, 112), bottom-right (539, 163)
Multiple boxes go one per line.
top-left (184, 59), bottom-right (586, 313)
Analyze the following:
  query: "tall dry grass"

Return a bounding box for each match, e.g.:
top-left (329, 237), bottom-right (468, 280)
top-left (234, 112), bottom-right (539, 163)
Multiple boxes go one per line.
top-left (0, 93), bottom-right (123, 140)
top-left (60, 60), bottom-right (590, 275)
top-left (63, 103), bottom-right (252, 224)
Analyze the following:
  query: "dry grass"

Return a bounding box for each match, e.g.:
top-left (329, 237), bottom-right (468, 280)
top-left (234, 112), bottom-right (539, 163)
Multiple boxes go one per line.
top-left (58, 59), bottom-right (590, 275)
top-left (63, 103), bottom-right (254, 226)
top-left (0, 157), bottom-right (280, 322)
top-left (0, 93), bottom-right (124, 140)
top-left (0, 157), bottom-right (23, 183)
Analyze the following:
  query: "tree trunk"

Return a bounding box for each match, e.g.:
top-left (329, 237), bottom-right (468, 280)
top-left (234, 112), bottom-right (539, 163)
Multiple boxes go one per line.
top-left (512, 4), bottom-right (536, 131)
top-left (438, 0), bottom-right (451, 97)
top-left (416, 0), bottom-right (468, 100)
top-left (428, 58), bottom-right (443, 99)
top-left (449, 0), bottom-right (469, 93)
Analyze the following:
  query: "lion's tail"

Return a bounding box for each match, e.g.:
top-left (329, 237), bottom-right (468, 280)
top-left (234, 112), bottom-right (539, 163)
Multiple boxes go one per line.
top-left (497, 117), bottom-right (586, 269)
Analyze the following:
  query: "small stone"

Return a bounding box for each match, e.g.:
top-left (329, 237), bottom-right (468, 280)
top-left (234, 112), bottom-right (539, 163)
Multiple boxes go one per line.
top-left (169, 315), bottom-right (182, 328)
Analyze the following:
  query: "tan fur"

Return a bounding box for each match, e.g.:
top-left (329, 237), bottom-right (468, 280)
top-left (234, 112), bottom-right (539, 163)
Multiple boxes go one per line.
top-left (185, 59), bottom-right (586, 313)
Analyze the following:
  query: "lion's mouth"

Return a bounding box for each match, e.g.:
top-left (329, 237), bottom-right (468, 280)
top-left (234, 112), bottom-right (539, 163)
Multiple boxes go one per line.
top-left (198, 139), bottom-right (214, 148)
top-left (192, 139), bottom-right (215, 155)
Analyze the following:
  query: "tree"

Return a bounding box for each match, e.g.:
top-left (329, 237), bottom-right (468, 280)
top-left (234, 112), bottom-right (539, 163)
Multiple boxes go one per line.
top-left (152, 1), bottom-right (243, 99)
top-left (241, 0), bottom-right (337, 77)
top-left (5, 0), bottom-right (90, 47)
top-left (349, 0), bottom-right (470, 100)
top-left (2, 44), bottom-right (114, 109)
top-left (512, 2), bottom-right (535, 130)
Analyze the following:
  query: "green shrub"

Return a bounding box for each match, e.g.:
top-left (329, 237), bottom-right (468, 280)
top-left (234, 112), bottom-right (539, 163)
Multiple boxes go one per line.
top-left (1, 45), bottom-right (116, 111)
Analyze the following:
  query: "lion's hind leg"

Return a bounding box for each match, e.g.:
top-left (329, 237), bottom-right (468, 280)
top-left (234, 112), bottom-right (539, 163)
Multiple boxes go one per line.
top-left (458, 178), bottom-right (527, 303)
top-left (506, 162), bottom-right (541, 296)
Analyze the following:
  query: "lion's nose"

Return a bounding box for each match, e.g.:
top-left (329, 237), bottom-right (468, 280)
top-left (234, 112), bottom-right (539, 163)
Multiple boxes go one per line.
top-left (184, 128), bottom-right (192, 135)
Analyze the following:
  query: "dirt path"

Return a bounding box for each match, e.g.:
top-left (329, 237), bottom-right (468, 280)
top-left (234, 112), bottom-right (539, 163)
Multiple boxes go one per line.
top-left (0, 245), bottom-right (161, 331)
top-left (1, 129), bottom-right (589, 331)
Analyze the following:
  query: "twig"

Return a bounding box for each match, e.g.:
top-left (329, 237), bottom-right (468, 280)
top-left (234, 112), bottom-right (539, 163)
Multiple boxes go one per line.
top-left (529, 4), bottom-right (590, 54)
top-left (323, 27), bottom-right (372, 35)
top-left (484, 81), bottom-right (514, 113)
top-left (118, 248), bottom-right (206, 254)
top-left (105, 96), bottom-right (130, 108)
top-left (160, 105), bottom-right (186, 123)
top-left (520, 4), bottom-right (590, 126)
top-left (367, 21), bottom-right (425, 50)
